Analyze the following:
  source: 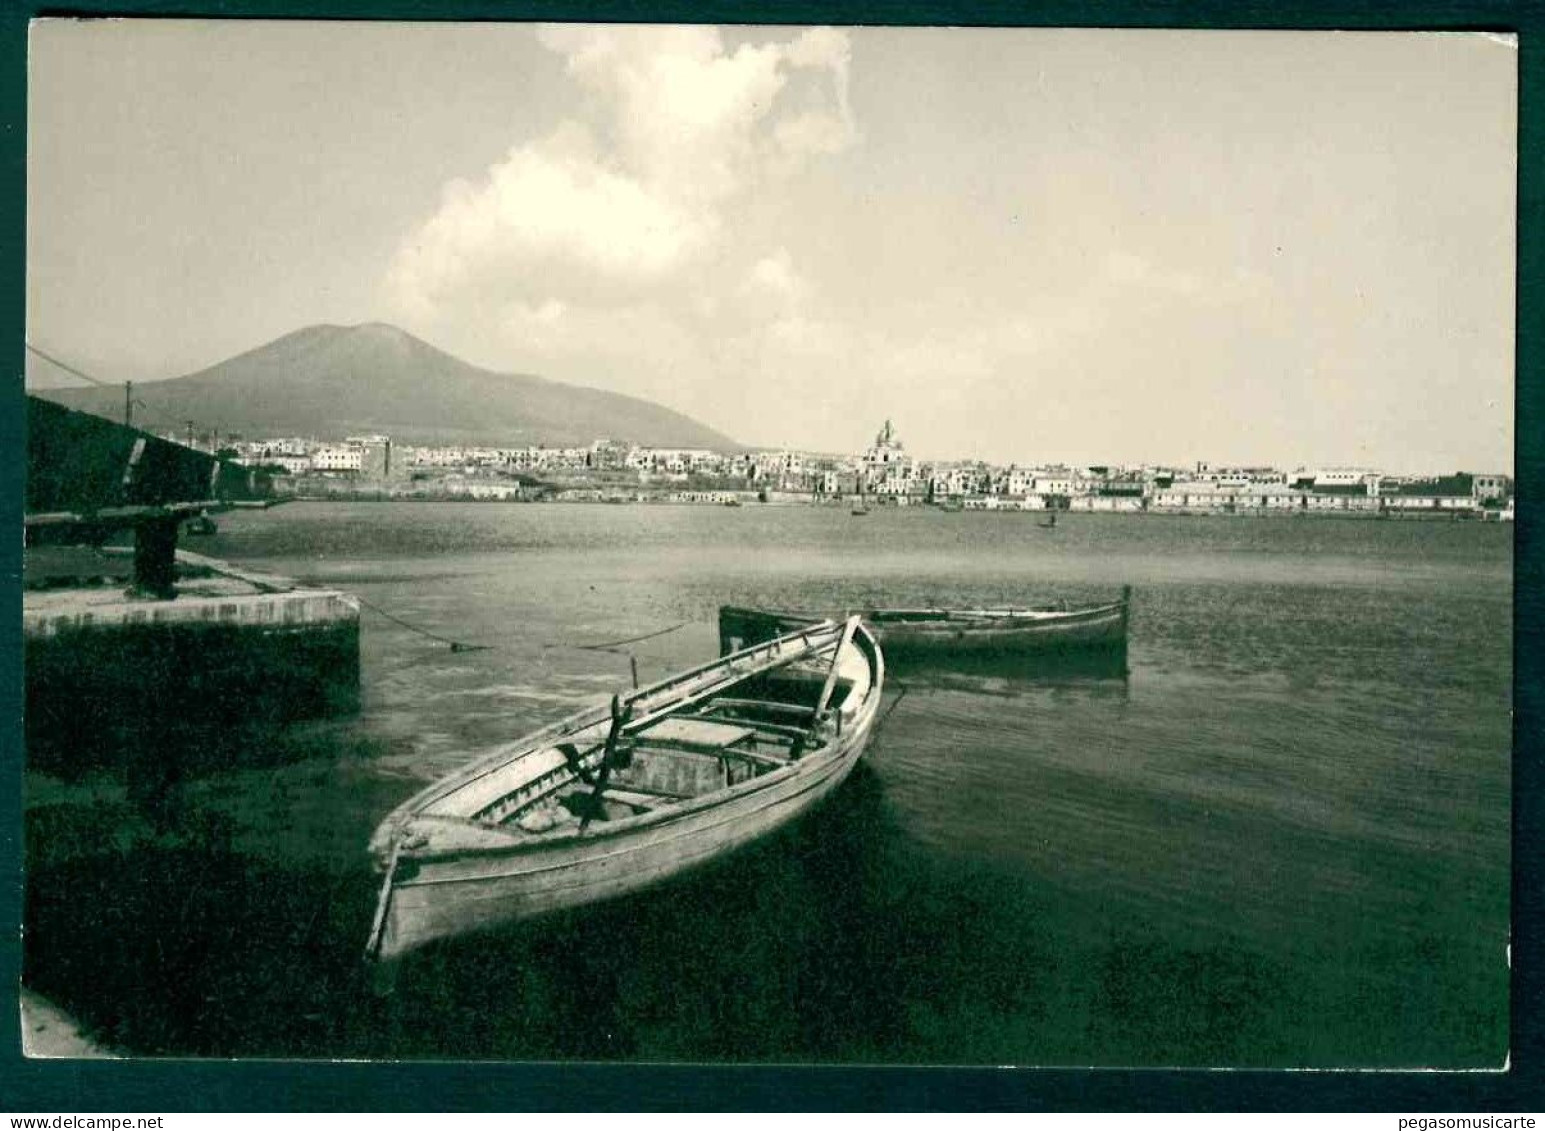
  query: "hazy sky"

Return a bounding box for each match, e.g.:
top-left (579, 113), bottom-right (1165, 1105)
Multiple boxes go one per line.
top-left (27, 22), bottom-right (1516, 471)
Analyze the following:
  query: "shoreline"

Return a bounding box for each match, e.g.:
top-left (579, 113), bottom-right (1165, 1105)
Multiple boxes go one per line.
top-left (271, 493), bottom-right (1511, 522)
top-left (19, 987), bottom-right (120, 1059)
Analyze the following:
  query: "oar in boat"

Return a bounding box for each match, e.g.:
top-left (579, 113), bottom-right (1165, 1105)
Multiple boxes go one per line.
top-left (790, 615), bottom-right (861, 760)
top-left (579, 693), bottom-right (633, 832)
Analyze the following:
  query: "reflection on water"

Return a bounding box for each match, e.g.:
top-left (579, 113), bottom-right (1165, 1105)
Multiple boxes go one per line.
top-left (891, 646), bottom-right (1130, 693)
top-left (23, 504), bottom-right (1511, 1066)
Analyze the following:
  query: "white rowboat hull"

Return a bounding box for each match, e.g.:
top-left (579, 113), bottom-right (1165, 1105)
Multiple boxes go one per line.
top-left (373, 730), bottom-right (868, 960)
top-left (367, 620), bottom-right (884, 962)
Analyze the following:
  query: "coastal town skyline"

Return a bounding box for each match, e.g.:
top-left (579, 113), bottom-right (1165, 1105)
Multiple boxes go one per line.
top-left (189, 417), bottom-right (1516, 515)
top-left (196, 421), bottom-right (1514, 484)
top-left (28, 23), bottom-right (1516, 473)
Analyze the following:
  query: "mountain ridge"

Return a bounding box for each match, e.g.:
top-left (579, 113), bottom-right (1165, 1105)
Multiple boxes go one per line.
top-left (33, 323), bottom-right (740, 451)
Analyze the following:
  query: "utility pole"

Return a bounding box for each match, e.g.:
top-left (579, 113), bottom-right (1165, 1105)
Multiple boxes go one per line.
top-left (186, 419), bottom-right (195, 449)
top-left (124, 381), bottom-right (133, 429)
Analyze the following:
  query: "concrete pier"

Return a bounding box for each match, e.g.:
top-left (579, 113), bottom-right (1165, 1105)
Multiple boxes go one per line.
top-left (24, 549), bottom-right (361, 777)
top-left (24, 577), bottom-right (359, 639)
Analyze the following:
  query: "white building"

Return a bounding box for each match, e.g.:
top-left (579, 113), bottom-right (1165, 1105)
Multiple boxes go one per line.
top-left (1472, 474), bottom-right (1511, 500)
top-left (268, 454), bottom-right (314, 475)
top-left (861, 420), bottom-right (912, 488)
top-left (311, 447), bottom-right (363, 473)
top-left (998, 467), bottom-right (1035, 497)
top-left (1313, 468), bottom-right (1380, 495)
top-left (1070, 495), bottom-right (1144, 513)
top-left (930, 464), bottom-right (985, 498)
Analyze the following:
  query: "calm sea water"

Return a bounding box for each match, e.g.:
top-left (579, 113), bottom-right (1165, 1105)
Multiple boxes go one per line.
top-left (24, 502), bottom-right (1512, 1067)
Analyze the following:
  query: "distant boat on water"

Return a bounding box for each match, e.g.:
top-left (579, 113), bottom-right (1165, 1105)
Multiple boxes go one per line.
top-left (365, 616), bottom-right (883, 962)
top-left (1039, 512), bottom-right (1057, 529)
top-left (719, 588), bottom-right (1132, 661)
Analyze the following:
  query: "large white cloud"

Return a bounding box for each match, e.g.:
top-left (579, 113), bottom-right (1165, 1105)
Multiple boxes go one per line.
top-left (387, 25), bottom-right (857, 322)
top-left (388, 124), bottom-right (712, 317)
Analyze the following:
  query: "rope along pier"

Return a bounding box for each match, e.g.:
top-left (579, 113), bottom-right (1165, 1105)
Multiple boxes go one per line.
top-left (343, 589), bottom-right (691, 658)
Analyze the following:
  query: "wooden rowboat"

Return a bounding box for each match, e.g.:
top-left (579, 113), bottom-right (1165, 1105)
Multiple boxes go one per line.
top-left (719, 587), bottom-right (1131, 660)
top-left (365, 616), bottom-right (884, 962)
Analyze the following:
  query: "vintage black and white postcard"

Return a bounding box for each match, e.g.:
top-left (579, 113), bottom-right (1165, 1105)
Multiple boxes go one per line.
top-left (20, 21), bottom-right (1516, 1075)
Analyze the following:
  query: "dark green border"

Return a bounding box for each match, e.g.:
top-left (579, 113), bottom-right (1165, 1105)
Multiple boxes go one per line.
top-left (2, 0), bottom-right (1540, 1111)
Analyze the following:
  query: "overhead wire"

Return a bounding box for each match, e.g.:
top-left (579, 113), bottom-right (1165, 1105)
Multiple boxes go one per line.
top-left (25, 341), bottom-right (227, 445)
top-left (25, 342), bottom-right (120, 389)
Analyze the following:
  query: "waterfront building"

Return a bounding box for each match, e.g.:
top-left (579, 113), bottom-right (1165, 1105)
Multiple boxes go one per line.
top-left (589, 438), bottom-right (631, 469)
top-left (1070, 494), bottom-right (1143, 513)
top-left (311, 446), bottom-right (364, 473)
top-left (1306, 491), bottom-right (1379, 513)
top-left (668, 490), bottom-right (741, 505)
top-left (1472, 474), bottom-right (1512, 502)
top-left (625, 447), bottom-right (723, 476)
top-left (1087, 485), bottom-right (1148, 510)
top-left (929, 463), bottom-right (990, 499)
top-left (501, 445), bottom-right (588, 472)
top-left (1189, 464), bottom-right (1289, 488)
top-left (1153, 481), bottom-right (1300, 512)
top-left (817, 468), bottom-right (860, 496)
top-left (408, 446), bottom-right (468, 468)
top-left (238, 436), bottom-right (314, 464)
top-left (267, 454), bottom-right (314, 476)
top-left (861, 420), bottom-right (912, 489)
top-left (1382, 474), bottom-right (1482, 514)
top-left (1260, 486), bottom-right (1303, 510)
top-left (354, 436), bottom-right (392, 479)
top-left (1033, 473), bottom-right (1076, 497)
top-left (1313, 468), bottom-right (1380, 495)
top-left (547, 447), bottom-right (591, 470)
top-left (998, 466), bottom-right (1035, 497)
top-left (774, 450), bottom-right (804, 476)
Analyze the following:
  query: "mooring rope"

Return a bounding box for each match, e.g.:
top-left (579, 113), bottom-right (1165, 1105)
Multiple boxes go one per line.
top-left (349, 593), bottom-right (493, 653)
top-left (246, 564), bottom-right (690, 657)
top-left (563, 620), bottom-right (691, 653)
top-left (351, 591), bottom-right (689, 657)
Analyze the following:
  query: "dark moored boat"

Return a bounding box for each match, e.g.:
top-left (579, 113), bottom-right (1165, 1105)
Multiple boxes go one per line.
top-left (719, 587), bottom-right (1130, 660)
top-left (365, 617), bottom-right (883, 962)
